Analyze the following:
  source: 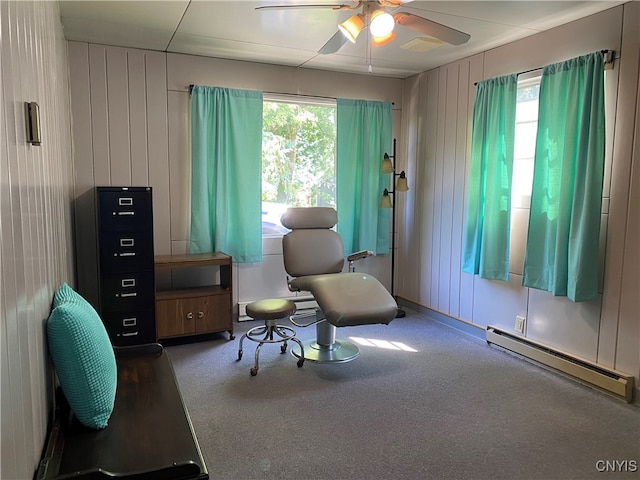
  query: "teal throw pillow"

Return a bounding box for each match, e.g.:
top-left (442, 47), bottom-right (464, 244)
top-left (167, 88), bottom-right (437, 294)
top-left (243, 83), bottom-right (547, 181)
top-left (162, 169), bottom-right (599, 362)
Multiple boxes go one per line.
top-left (52, 281), bottom-right (81, 308)
top-left (47, 283), bottom-right (117, 429)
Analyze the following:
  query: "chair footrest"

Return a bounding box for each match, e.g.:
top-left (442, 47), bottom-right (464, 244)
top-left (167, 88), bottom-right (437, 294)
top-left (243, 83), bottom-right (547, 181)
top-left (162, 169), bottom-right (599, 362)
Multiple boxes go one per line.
top-left (291, 273), bottom-right (397, 327)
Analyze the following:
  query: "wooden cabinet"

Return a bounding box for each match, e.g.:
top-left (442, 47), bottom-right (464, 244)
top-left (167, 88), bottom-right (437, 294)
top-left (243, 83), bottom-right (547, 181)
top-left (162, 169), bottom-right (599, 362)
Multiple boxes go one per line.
top-left (154, 253), bottom-right (234, 341)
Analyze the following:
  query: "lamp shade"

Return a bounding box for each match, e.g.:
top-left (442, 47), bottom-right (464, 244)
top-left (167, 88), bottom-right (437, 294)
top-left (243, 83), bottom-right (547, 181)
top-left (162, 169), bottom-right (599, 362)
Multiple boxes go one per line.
top-left (381, 153), bottom-right (394, 173)
top-left (372, 31), bottom-right (395, 47)
top-left (396, 171), bottom-right (409, 192)
top-left (339, 14), bottom-right (364, 43)
top-left (380, 189), bottom-right (393, 209)
top-left (370, 10), bottom-right (395, 38)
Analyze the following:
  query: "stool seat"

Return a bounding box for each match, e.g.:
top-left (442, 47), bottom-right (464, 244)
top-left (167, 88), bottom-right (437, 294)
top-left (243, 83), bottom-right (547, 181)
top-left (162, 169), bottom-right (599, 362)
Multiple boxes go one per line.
top-left (246, 299), bottom-right (296, 320)
top-left (238, 298), bottom-right (304, 376)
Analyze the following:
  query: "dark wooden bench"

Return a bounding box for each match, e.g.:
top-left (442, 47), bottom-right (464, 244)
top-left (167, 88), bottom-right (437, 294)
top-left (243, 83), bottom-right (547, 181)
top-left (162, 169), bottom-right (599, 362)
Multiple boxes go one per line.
top-left (36, 343), bottom-right (208, 480)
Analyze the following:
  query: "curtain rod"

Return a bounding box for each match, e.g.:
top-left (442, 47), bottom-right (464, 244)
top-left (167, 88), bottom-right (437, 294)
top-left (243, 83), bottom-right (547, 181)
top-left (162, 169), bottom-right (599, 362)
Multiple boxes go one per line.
top-left (266, 91), bottom-right (396, 106)
top-left (474, 49), bottom-right (614, 86)
top-left (188, 85), bottom-right (337, 100)
top-left (264, 91), bottom-right (336, 101)
top-left (188, 85), bottom-right (394, 105)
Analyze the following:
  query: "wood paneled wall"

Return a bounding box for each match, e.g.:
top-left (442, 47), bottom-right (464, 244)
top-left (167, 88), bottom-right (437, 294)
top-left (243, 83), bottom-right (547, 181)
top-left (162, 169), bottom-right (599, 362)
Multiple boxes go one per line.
top-left (69, 43), bottom-right (171, 309)
top-left (0, 2), bottom-right (75, 478)
top-left (399, 3), bottom-right (640, 392)
top-left (68, 46), bottom-right (405, 306)
top-left (399, 57), bottom-right (483, 322)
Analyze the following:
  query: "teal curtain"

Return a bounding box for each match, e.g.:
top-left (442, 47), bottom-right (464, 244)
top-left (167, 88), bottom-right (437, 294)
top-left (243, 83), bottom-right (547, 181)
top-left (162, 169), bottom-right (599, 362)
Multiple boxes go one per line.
top-left (189, 86), bottom-right (263, 263)
top-left (462, 75), bottom-right (518, 281)
top-left (336, 98), bottom-right (392, 255)
top-left (523, 52), bottom-right (605, 302)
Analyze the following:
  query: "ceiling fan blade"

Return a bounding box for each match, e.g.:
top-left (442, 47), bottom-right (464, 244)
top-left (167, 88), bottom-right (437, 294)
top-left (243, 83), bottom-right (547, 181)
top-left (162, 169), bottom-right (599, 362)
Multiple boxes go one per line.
top-left (256, 3), bottom-right (360, 11)
top-left (318, 30), bottom-right (349, 54)
top-left (394, 12), bottom-right (470, 45)
top-left (379, 0), bottom-right (414, 6)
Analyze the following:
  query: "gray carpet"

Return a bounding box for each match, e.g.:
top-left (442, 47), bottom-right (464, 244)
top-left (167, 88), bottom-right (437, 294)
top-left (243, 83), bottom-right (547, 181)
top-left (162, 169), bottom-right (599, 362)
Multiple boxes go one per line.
top-left (167, 308), bottom-right (639, 480)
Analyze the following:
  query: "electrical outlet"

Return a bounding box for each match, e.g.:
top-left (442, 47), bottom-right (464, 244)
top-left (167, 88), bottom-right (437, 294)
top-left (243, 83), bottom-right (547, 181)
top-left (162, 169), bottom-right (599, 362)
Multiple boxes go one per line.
top-left (515, 315), bottom-right (525, 333)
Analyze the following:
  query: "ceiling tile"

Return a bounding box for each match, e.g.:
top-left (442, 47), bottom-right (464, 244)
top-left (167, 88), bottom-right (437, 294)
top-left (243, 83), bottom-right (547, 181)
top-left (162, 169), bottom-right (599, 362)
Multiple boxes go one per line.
top-left (58, 1), bottom-right (627, 78)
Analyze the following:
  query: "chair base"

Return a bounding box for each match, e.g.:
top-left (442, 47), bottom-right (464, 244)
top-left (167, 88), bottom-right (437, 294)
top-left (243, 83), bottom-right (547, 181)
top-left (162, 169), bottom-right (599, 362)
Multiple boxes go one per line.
top-left (290, 320), bottom-right (359, 363)
top-left (291, 339), bottom-right (359, 363)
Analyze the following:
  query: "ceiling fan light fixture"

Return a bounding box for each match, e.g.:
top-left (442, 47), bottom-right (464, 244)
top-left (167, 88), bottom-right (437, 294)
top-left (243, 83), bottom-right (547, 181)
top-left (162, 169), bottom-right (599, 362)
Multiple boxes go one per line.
top-left (338, 14), bottom-right (364, 43)
top-left (372, 31), bottom-right (395, 47)
top-left (370, 10), bottom-right (395, 38)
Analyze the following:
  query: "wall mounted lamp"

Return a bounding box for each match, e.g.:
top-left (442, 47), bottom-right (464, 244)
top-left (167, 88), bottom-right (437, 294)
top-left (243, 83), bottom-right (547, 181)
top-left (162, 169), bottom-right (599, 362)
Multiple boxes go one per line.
top-left (380, 138), bottom-right (408, 317)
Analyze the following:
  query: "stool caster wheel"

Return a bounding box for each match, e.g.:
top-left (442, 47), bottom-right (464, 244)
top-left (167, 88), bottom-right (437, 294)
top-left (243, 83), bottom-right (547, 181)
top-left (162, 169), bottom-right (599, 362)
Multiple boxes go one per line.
top-left (237, 350), bottom-right (243, 361)
top-left (297, 359), bottom-right (304, 368)
top-left (250, 367), bottom-right (258, 376)
top-left (280, 344), bottom-right (287, 354)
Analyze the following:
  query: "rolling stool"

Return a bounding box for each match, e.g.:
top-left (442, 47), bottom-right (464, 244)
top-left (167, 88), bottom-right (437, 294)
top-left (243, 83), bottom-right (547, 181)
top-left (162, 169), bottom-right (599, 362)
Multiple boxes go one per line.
top-left (237, 299), bottom-right (305, 376)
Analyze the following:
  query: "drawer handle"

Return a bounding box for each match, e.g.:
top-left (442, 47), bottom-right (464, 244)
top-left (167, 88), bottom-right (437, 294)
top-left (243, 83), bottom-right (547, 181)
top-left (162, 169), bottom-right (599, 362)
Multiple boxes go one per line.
top-left (120, 292), bottom-right (137, 298)
top-left (186, 312), bottom-right (194, 320)
top-left (120, 238), bottom-right (134, 247)
top-left (122, 317), bottom-right (137, 327)
top-left (121, 279), bottom-right (136, 287)
top-left (115, 211), bottom-right (135, 216)
top-left (198, 311), bottom-right (205, 319)
top-left (121, 331), bottom-right (138, 337)
top-left (118, 252), bottom-right (136, 257)
top-left (119, 198), bottom-right (133, 206)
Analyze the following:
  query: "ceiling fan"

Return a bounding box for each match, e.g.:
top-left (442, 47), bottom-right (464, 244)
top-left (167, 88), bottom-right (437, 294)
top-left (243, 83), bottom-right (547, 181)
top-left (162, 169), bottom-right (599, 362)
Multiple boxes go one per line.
top-left (256, 0), bottom-right (470, 54)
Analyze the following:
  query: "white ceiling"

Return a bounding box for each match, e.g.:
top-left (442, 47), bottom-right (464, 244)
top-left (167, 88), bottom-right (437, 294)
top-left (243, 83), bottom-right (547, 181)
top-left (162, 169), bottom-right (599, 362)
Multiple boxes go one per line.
top-left (59, 0), bottom-right (626, 78)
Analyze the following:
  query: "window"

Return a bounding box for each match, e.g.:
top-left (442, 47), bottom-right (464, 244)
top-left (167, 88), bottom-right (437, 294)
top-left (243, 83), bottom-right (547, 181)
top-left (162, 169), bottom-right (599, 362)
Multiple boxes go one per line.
top-left (509, 74), bottom-right (540, 273)
top-left (512, 74), bottom-right (540, 209)
top-left (466, 55), bottom-right (608, 295)
top-left (261, 96), bottom-right (336, 236)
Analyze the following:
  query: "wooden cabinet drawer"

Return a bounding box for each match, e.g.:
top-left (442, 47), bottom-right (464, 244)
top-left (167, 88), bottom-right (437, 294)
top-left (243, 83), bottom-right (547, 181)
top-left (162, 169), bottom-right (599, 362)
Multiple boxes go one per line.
top-left (156, 292), bottom-right (231, 339)
top-left (195, 294), bottom-right (231, 333)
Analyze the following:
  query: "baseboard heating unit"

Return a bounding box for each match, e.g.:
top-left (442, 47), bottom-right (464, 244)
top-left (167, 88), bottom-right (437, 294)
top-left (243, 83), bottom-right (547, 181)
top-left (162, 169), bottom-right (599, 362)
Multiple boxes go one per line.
top-left (486, 326), bottom-right (634, 403)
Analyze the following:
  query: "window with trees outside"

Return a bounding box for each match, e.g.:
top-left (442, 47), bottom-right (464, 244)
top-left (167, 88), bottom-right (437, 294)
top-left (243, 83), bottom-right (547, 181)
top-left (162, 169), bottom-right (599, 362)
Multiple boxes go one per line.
top-left (261, 96), bottom-right (336, 236)
top-left (509, 74), bottom-right (540, 272)
top-left (512, 74), bottom-right (540, 210)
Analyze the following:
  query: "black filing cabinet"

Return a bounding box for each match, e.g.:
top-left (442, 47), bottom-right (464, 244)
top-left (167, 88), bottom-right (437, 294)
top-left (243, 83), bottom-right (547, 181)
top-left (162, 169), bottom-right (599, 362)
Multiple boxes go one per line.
top-left (94, 187), bottom-right (156, 346)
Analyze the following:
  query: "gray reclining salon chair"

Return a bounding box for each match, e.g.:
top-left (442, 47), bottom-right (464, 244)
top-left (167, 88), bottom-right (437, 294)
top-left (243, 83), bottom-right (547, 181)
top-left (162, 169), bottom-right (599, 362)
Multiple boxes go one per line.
top-left (280, 207), bottom-right (398, 363)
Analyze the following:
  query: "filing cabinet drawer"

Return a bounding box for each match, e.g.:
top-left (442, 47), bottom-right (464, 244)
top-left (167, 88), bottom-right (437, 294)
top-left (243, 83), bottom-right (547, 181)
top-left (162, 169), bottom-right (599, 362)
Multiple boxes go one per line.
top-left (101, 310), bottom-right (155, 346)
top-left (98, 188), bottom-right (152, 232)
top-left (99, 230), bottom-right (154, 273)
top-left (100, 272), bottom-right (155, 311)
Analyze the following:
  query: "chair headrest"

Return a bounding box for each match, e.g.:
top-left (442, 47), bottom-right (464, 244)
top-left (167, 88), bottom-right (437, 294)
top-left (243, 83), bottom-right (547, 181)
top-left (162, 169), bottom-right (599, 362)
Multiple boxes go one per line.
top-left (281, 207), bottom-right (337, 230)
